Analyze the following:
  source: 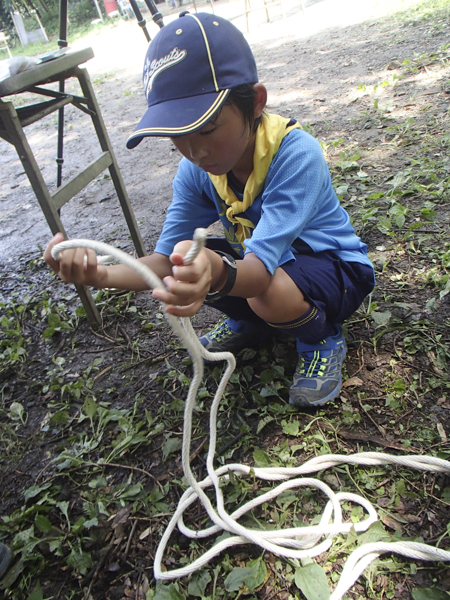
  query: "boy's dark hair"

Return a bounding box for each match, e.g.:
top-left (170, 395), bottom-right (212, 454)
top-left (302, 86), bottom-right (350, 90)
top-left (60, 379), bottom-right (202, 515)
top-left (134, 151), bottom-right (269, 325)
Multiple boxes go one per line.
top-left (226, 84), bottom-right (263, 133)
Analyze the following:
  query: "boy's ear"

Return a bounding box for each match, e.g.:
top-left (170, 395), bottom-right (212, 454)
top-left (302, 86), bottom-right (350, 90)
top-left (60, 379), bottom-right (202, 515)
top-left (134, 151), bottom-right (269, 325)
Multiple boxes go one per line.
top-left (253, 83), bottom-right (267, 118)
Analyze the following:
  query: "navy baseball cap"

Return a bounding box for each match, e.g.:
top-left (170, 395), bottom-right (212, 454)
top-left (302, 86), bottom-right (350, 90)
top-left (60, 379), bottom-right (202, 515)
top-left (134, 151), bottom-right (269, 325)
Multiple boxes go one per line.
top-left (126, 12), bottom-right (258, 148)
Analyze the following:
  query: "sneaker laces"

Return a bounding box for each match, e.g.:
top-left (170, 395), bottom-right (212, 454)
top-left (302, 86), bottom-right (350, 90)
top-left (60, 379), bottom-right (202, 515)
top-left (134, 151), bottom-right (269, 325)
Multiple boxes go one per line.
top-left (209, 321), bottom-right (234, 342)
top-left (296, 341), bottom-right (331, 378)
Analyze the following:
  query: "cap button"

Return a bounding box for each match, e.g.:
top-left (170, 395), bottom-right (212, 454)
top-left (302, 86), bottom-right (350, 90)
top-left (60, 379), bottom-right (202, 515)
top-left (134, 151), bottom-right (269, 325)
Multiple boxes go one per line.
top-left (179, 10), bottom-right (190, 17)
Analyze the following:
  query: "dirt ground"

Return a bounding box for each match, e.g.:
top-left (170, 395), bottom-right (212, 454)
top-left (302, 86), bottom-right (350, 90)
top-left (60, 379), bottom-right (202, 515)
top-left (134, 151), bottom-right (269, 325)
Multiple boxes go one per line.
top-left (0, 0), bottom-right (433, 262)
top-left (1, 0), bottom-right (450, 598)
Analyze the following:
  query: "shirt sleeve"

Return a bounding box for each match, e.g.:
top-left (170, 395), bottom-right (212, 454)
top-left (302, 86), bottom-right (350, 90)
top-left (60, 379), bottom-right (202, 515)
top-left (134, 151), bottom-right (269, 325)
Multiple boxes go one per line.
top-left (244, 130), bottom-right (352, 274)
top-left (154, 158), bottom-right (219, 256)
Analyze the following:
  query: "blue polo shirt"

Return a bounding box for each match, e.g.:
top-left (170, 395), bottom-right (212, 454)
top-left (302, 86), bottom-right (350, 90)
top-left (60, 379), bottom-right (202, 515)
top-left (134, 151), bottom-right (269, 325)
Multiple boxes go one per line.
top-left (155, 128), bottom-right (373, 275)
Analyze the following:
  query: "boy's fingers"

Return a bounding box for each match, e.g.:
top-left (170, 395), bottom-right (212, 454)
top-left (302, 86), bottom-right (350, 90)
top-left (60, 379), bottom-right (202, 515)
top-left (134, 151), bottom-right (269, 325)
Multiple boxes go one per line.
top-left (43, 233), bottom-right (65, 270)
top-left (59, 247), bottom-right (88, 283)
top-left (161, 276), bottom-right (209, 300)
top-left (85, 249), bottom-right (98, 272)
top-left (170, 252), bottom-right (186, 267)
top-left (164, 300), bottom-right (203, 318)
top-left (152, 284), bottom-right (206, 308)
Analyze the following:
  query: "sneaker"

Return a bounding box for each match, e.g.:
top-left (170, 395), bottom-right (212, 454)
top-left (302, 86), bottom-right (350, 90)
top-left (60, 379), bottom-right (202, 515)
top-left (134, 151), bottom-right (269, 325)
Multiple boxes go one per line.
top-left (199, 318), bottom-right (273, 354)
top-left (289, 326), bottom-right (347, 407)
top-left (0, 542), bottom-right (11, 578)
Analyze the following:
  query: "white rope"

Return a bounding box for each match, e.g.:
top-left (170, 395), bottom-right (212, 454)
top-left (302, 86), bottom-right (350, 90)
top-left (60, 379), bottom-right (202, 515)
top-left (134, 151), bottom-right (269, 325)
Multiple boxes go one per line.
top-left (52, 234), bottom-right (450, 599)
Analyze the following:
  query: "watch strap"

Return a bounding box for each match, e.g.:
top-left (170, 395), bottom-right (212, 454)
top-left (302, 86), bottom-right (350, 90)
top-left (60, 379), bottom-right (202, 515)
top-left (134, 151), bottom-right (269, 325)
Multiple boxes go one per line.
top-left (205, 251), bottom-right (238, 303)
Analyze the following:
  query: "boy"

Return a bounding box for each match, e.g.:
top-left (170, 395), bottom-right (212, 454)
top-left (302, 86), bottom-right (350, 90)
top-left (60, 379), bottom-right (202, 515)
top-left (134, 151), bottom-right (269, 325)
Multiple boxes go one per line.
top-left (44, 12), bottom-right (375, 407)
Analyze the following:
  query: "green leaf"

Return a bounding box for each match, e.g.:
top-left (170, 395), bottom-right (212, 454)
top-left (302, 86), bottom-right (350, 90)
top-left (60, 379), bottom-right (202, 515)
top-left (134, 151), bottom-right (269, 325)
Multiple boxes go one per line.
top-left (69, 517), bottom-right (84, 534)
top-left (154, 581), bottom-right (185, 600)
top-left (281, 419), bottom-right (300, 436)
top-left (394, 379), bottom-right (406, 393)
top-left (260, 369), bottom-right (274, 384)
top-left (252, 448), bottom-right (272, 468)
top-left (357, 521), bottom-right (392, 545)
top-left (395, 213), bottom-right (405, 228)
top-left (47, 313), bottom-right (61, 328)
top-left (241, 348), bottom-right (257, 360)
top-left (187, 570), bottom-right (212, 597)
top-left (420, 208), bottom-right (436, 222)
top-left (83, 517), bottom-right (99, 529)
top-left (56, 501), bottom-right (70, 525)
top-left (412, 589), bottom-right (450, 600)
top-left (371, 310), bottom-right (391, 327)
top-left (27, 581), bottom-right (43, 600)
top-left (367, 192), bottom-right (384, 200)
top-left (441, 487), bottom-right (450, 502)
top-left (224, 567), bottom-right (254, 592)
top-left (42, 327), bottom-right (56, 338)
top-left (34, 514), bottom-right (53, 533)
top-left (377, 216), bottom-right (392, 232)
top-left (335, 160), bottom-right (358, 171)
top-left (243, 557), bottom-right (267, 591)
top-left (390, 171), bottom-right (410, 188)
top-left (51, 410), bottom-right (70, 424)
top-left (82, 396), bottom-right (98, 419)
top-left (256, 415), bottom-right (275, 434)
top-left (23, 483), bottom-right (52, 501)
top-left (48, 539), bottom-right (61, 553)
top-left (294, 563), bottom-right (330, 600)
top-left (66, 548), bottom-right (93, 576)
top-left (8, 401), bottom-right (26, 423)
top-left (162, 436), bottom-right (182, 461)
top-left (118, 482), bottom-right (142, 499)
top-left (0, 558), bottom-right (24, 590)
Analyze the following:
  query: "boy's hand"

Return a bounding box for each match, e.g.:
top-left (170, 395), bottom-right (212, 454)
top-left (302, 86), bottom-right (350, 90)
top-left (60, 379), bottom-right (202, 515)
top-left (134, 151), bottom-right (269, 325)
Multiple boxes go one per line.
top-left (43, 233), bottom-right (108, 288)
top-left (152, 240), bottom-right (213, 317)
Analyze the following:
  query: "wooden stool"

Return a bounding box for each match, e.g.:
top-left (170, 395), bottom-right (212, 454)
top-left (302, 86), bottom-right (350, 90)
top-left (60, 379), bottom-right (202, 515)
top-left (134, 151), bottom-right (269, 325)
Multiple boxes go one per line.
top-left (0, 48), bottom-right (146, 325)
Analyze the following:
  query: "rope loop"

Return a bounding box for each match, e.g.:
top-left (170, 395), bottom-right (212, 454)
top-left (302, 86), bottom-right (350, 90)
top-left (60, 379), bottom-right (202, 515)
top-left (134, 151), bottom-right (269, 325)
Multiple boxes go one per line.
top-left (51, 236), bottom-right (450, 599)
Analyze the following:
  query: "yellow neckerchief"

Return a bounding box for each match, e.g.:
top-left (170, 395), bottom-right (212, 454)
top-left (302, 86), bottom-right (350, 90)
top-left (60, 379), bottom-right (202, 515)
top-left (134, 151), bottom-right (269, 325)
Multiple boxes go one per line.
top-left (208, 112), bottom-right (301, 250)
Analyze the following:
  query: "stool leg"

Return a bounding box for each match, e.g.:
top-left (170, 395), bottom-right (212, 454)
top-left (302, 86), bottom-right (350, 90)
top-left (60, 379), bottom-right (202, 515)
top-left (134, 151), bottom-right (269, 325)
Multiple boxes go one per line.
top-left (263, 0), bottom-right (269, 23)
top-left (75, 67), bottom-right (147, 258)
top-left (0, 100), bottom-right (102, 326)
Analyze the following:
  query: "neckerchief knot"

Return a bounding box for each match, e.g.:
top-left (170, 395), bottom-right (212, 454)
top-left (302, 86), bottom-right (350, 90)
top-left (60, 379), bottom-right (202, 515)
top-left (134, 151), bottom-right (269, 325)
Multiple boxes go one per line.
top-left (208, 112), bottom-right (301, 251)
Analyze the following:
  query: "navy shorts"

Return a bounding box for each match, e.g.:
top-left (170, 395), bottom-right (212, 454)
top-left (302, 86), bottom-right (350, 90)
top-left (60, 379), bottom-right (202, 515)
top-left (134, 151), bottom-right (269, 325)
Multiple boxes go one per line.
top-left (205, 239), bottom-right (375, 326)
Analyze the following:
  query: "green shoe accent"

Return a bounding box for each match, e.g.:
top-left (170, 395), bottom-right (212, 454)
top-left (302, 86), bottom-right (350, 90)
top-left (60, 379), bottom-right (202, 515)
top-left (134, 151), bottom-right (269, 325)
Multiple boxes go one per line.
top-left (199, 319), bottom-right (272, 354)
top-left (289, 327), bottom-right (347, 407)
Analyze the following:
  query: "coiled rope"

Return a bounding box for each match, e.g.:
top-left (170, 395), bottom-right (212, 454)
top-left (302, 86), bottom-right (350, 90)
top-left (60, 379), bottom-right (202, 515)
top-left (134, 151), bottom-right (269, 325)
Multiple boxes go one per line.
top-left (52, 232), bottom-right (450, 600)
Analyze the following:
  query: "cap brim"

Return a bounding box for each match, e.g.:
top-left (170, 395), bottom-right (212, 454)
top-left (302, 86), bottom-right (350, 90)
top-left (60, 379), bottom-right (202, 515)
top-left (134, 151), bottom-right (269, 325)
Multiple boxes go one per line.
top-left (126, 89), bottom-right (230, 149)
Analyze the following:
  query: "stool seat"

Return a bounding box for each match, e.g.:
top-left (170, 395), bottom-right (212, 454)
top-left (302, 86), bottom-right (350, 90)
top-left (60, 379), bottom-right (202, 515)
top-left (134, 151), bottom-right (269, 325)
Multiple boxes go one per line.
top-left (0, 48), bottom-right (146, 324)
top-left (0, 48), bottom-right (94, 96)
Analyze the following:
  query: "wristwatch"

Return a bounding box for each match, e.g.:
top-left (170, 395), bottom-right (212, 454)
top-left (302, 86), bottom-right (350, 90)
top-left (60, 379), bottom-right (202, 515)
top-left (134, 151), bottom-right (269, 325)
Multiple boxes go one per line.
top-left (205, 251), bottom-right (238, 303)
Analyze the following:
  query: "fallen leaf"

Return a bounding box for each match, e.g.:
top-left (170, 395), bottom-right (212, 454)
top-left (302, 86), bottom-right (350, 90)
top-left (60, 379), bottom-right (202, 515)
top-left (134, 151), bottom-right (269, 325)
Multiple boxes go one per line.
top-left (109, 505), bottom-right (132, 528)
top-left (437, 422), bottom-right (447, 441)
top-left (401, 514), bottom-right (421, 523)
top-left (139, 525), bottom-right (152, 540)
top-left (377, 497), bottom-right (390, 508)
top-left (343, 376), bottom-right (364, 388)
top-left (381, 514), bottom-right (403, 531)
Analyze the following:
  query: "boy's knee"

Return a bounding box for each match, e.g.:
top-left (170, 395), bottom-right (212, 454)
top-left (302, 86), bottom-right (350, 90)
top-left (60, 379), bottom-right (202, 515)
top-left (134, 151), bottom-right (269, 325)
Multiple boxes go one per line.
top-left (247, 270), bottom-right (309, 322)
